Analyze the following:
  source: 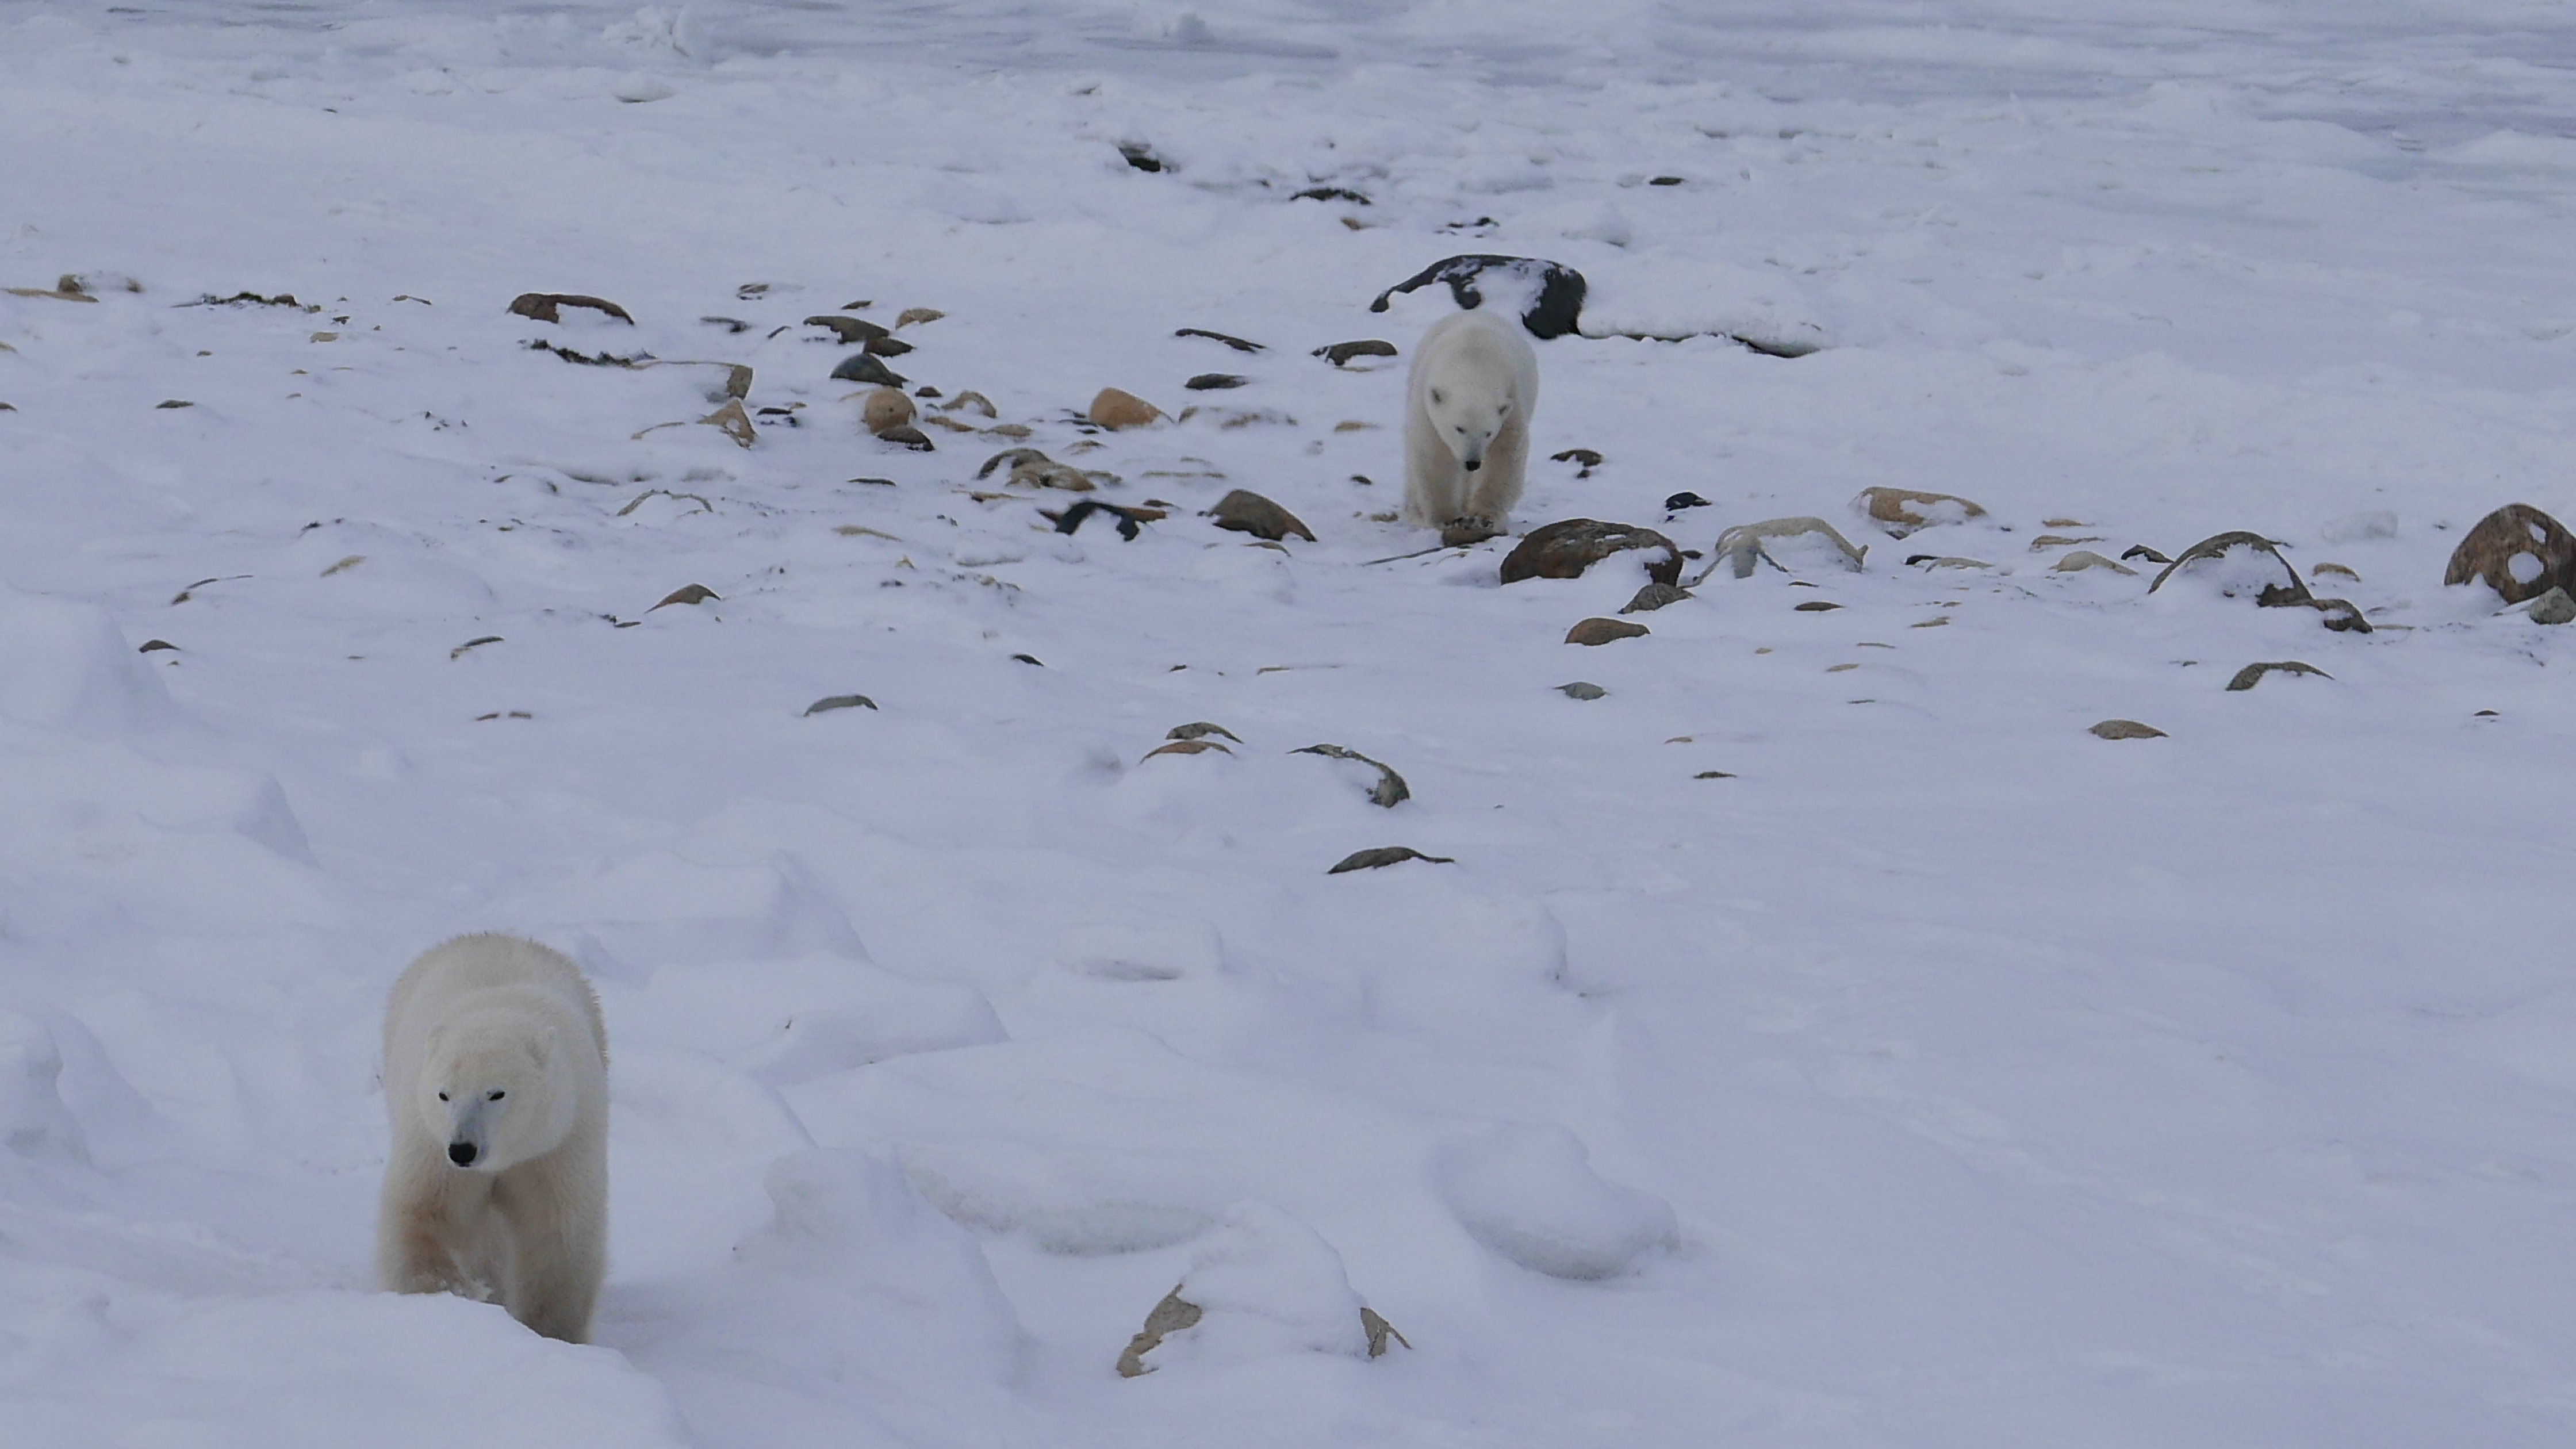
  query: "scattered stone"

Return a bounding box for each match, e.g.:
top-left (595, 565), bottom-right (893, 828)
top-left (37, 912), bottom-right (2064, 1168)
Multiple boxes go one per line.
top-left (1294, 743), bottom-right (1411, 808)
top-left (895, 307), bottom-right (945, 328)
top-left (860, 387), bottom-right (915, 435)
top-left (320, 554), bottom-right (365, 577)
top-left (700, 399), bottom-right (757, 447)
top-left (2052, 550), bottom-right (2136, 574)
top-left (1368, 254), bottom-right (1588, 340)
top-left (527, 339), bottom-right (650, 367)
top-left (651, 584), bottom-right (720, 610)
top-left (2042, 518), bottom-right (2087, 528)
top-left (155, 400), bottom-right (195, 409)
top-left (2529, 586), bottom-right (2576, 625)
top-left (1855, 486), bottom-right (1987, 536)
top-left (2089, 719), bottom-right (2167, 740)
top-left (1208, 489), bottom-right (1316, 542)
top-left (1558, 681), bottom-right (1607, 700)
top-left (1328, 845), bottom-right (1455, 874)
top-left (805, 314), bottom-right (888, 344)
top-left (803, 694), bottom-right (879, 715)
top-left (1116, 1290), bottom-right (1201, 1379)
top-left (1620, 582), bottom-right (1691, 614)
top-left (137, 639), bottom-right (177, 653)
top-left (2307, 597), bottom-right (2372, 632)
top-left (1043, 499), bottom-right (1163, 539)
top-left (1440, 519), bottom-right (1505, 547)
top-left (1793, 600), bottom-right (1841, 612)
top-left (1314, 339), bottom-right (1399, 367)
top-left (1012, 654), bottom-right (1044, 666)
top-left (1177, 328), bottom-right (1264, 352)
top-left (450, 635), bottom-right (504, 659)
top-left (2148, 531), bottom-right (2309, 605)
top-left (2226, 661), bottom-right (2330, 692)
top-left (1293, 185), bottom-right (1371, 204)
top-left (1566, 617), bottom-right (1649, 646)
top-left (876, 424), bottom-right (934, 451)
top-left (1361, 1308), bottom-right (1412, 1359)
top-left (1694, 770), bottom-right (1736, 780)
top-left (507, 292), bottom-right (634, 324)
top-left (701, 316), bottom-right (750, 332)
top-left (863, 335), bottom-right (914, 358)
top-left (2444, 503), bottom-right (2576, 604)
top-left (1706, 517), bottom-right (1866, 579)
top-left (1168, 722), bottom-right (1241, 742)
top-left (2312, 562), bottom-right (2360, 581)
top-left (830, 352), bottom-right (907, 387)
top-left (2028, 534), bottom-right (2103, 550)
top-left (1118, 141), bottom-right (1167, 172)
top-left (1145, 739), bottom-right (1231, 760)
top-left (1551, 448), bottom-right (1604, 478)
top-left (936, 390), bottom-right (999, 419)
top-left (1088, 388), bottom-right (1164, 429)
top-left (1501, 519), bottom-right (1681, 586)
top-left (181, 290), bottom-right (315, 311)
top-left (1912, 616), bottom-right (1950, 627)
top-left (1663, 492), bottom-right (1711, 512)
top-left (1185, 373), bottom-right (1249, 390)
top-left (2121, 545), bottom-right (2174, 565)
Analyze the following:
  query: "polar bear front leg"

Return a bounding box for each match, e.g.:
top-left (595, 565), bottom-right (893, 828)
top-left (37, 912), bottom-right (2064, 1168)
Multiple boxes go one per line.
top-left (1461, 413), bottom-right (1529, 533)
top-left (378, 1154), bottom-right (484, 1297)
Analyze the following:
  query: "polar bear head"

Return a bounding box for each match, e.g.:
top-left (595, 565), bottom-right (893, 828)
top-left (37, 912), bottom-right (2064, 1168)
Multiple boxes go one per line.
top-left (418, 1010), bottom-right (581, 1172)
top-left (1423, 373), bottom-right (1516, 474)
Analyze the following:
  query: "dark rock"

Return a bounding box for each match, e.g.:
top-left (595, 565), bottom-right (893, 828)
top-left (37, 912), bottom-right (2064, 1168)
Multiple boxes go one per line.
top-left (1168, 722), bottom-right (1241, 742)
top-left (876, 424), bottom-right (934, 451)
top-left (2226, 661), bottom-right (2329, 692)
top-left (1566, 617), bottom-right (1649, 646)
top-left (1294, 743), bottom-right (1410, 807)
top-left (1292, 186), bottom-right (1371, 204)
top-left (507, 292), bottom-right (634, 324)
top-left (1368, 255), bottom-right (1588, 340)
top-left (1620, 582), bottom-right (1691, 614)
top-left (651, 584), bottom-right (720, 610)
top-left (1144, 739), bottom-right (1230, 760)
top-left (2444, 503), bottom-right (2576, 604)
top-left (1176, 328), bottom-right (1264, 352)
top-left (1649, 175), bottom-right (1685, 186)
top-left (805, 314), bottom-right (888, 344)
top-left (1558, 681), bottom-right (1607, 700)
top-left (2148, 531), bottom-right (2309, 604)
top-left (831, 352), bottom-right (908, 386)
top-left (864, 335), bottom-right (914, 357)
top-left (1500, 519), bottom-right (1681, 586)
top-left (1793, 600), bottom-right (1842, 612)
top-left (1315, 339), bottom-right (1399, 367)
top-left (2307, 597), bottom-right (2371, 633)
top-left (1118, 141), bottom-right (1166, 172)
top-left (2089, 719), bottom-right (2167, 740)
top-left (2121, 545), bottom-right (2174, 565)
top-left (1550, 447), bottom-right (1603, 478)
top-left (1044, 499), bottom-right (1160, 540)
top-left (803, 694), bottom-right (879, 715)
top-left (1011, 653), bottom-right (1044, 666)
top-left (1328, 846), bottom-right (1455, 874)
top-left (137, 639), bottom-right (178, 653)
top-left (1208, 489), bottom-right (1316, 542)
top-left (1663, 492), bottom-right (1711, 512)
top-left (1185, 373), bottom-right (1249, 390)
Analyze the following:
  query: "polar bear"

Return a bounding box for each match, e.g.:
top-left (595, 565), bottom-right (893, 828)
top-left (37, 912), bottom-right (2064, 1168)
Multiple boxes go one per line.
top-left (1404, 308), bottom-right (1542, 540)
top-left (378, 933), bottom-right (609, 1344)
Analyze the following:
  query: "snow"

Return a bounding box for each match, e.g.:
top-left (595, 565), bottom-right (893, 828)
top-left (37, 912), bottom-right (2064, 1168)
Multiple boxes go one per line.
top-left (4, 1), bottom-right (2576, 1445)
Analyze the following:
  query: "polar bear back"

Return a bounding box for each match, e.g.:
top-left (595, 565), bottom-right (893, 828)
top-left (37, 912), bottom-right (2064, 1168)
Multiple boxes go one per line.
top-left (384, 933), bottom-right (607, 1078)
top-left (1412, 308), bottom-right (1540, 418)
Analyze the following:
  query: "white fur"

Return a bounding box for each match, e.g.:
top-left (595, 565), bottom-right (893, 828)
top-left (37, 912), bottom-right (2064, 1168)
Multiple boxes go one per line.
top-left (378, 933), bottom-right (609, 1344)
top-left (1403, 309), bottom-right (1541, 532)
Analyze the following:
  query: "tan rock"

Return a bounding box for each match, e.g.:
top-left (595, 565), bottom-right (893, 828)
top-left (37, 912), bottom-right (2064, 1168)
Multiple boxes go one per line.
top-left (1856, 486), bottom-right (1987, 536)
top-left (2444, 503), bottom-right (2576, 604)
top-left (2052, 550), bottom-right (2136, 574)
top-left (1089, 388), bottom-right (1164, 429)
top-left (1566, 617), bottom-right (1649, 646)
top-left (1208, 489), bottom-right (1316, 542)
top-left (861, 386), bottom-right (915, 435)
top-left (1502, 519), bottom-right (1681, 586)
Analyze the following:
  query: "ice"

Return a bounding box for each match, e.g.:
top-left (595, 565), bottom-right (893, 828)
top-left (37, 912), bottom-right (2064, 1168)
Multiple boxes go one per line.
top-left (1433, 1122), bottom-right (1676, 1281)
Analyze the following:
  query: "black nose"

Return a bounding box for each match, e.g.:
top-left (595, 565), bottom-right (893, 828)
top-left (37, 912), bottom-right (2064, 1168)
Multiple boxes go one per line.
top-left (1462, 459), bottom-right (1481, 472)
top-left (448, 1141), bottom-right (477, 1166)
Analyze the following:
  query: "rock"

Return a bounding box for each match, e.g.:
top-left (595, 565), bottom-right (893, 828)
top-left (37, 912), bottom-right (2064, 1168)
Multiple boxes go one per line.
top-left (1313, 339), bottom-right (1400, 367)
top-left (1663, 492), bottom-right (1711, 512)
top-left (2226, 661), bottom-right (2329, 692)
top-left (1566, 617), bottom-right (1649, 646)
top-left (1792, 600), bottom-right (1841, 612)
top-left (1368, 254), bottom-right (1588, 340)
top-left (1500, 520), bottom-right (1681, 586)
top-left (1293, 744), bottom-right (1410, 807)
top-left (806, 314), bottom-right (888, 344)
top-left (1292, 185), bottom-right (1371, 204)
top-left (2052, 550), bottom-right (2136, 574)
top-left (2320, 509), bottom-right (2398, 543)
top-left (137, 639), bottom-right (177, 653)
top-left (1118, 141), bottom-right (1167, 172)
top-left (1855, 486), bottom-right (1986, 536)
top-left (2530, 586), bottom-right (2576, 625)
top-left (700, 399), bottom-right (757, 447)
top-left (1043, 499), bottom-right (1161, 539)
top-left (803, 694), bottom-right (879, 714)
top-left (1185, 373), bottom-right (1248, 390)
top-left (831, 352), bottom-right (907, 387)
top-left (935, 390), bottom-right (999, 419)
top-left (2120, 545), bottom-right (2172, 564)
top-left (895, 307), bottom-right (945, 328)
top-left (2312, 562), bottom-right (2360, 581)
top-left (506, 292), bottom-right (634, 324)
top-left (864, 335), bottom-right (914, 358)
top-left (875, 424), bottom-right (934, 451)
top-left (2148, 531), bottom-right (2309, 605)
top-left (1117, 1290), bottom-right (1203, 1378)
top-left (1208, 490), bottom-right (1315, 542)
top-left (1328, 846), bottom-right (1455, 873)
top-left (977, 447), bottom-right (1051, 480)
top-left (2089, 719), bottom-right (2167, 740)
top-left (2307, 597), bottom-right (2371, 633)
top-left (1695, 770), bottom-right (1736, 779)
top-left (1558, 682), bottom-right (1607, 700)
top-left (2029, 534), bottom-right (2104, 550)
top-left (1550, 448), bottom-right (1603, 478)
top-left (2444, 503), bottom-right (2576, 604)
top-left (651, 584), bottom-right (720, 610)
top-left (861, 387), bottom-right (915, 435)
top-left (1088, 388), bottom-right (1164, 429)
top-left (1178, 327), bottom-right (1265, 352)
top-left (1619, 582), bottom-right (1690, 614)
top-left (1440, 519), bottom-right (1505, 547)
top-left (1145, 739), bottom-right (1230, 760)
top-left (1167, 722), bottom-right (1241, 742)
top-left (1361, 1308), bottom-right (1411, 1359)
top-left (1708, 517), bottom-right (1866, 579)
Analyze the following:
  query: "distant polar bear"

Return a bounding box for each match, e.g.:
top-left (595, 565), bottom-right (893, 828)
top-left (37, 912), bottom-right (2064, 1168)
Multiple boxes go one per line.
top-left (378, 933), bottom-right (609, 1344)
top-left (1404, 308), bottom-right (1542, 538)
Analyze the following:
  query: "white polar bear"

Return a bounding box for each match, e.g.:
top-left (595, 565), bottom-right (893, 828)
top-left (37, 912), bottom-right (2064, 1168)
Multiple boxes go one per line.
top-left (378, 933), bottom-right (610, 1344)
top-left (1404, 308), bottom-right (1542, 538)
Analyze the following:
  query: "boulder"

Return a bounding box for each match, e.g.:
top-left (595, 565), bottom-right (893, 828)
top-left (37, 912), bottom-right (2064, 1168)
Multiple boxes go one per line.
top-left (2444, 503), bottom-right (2576, 604)
top-left (1500, 520), bottom-right (1680, 586)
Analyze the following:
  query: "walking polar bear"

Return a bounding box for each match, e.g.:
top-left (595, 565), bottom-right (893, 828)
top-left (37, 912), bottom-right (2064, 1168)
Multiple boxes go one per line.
top-left (378, 933), bottom-right (609, 1344)
top-left (1403, 308), bottom-right (1542, 540)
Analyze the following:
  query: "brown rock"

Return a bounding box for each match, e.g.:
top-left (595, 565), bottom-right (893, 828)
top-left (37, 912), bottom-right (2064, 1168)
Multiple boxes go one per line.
top-left (1293, 743), bottom-right (1410, 807)
top-left (2226, 661), bottom-right (2330, 692)
top-left (1089, 388), bottom-right (1164, 429)
top-left (1328, 846), bottom-right (1456, 874)
top-left (1144, 739), bottom-right (1231, 760)
top-left (2148, 531), bottom-right (2309, 605)
top-left (805, 314), bottom-right (888, 344)
top-left (651, 584), bottom-right (720, 610)
top-left (1500, 520), bottom-right (1681, 586)
top-left (861, 386), bottom-right (915, 435)
top-left (877, 424), bottom-right (934, 451)
top-left (1566, 617), bottom-right (1649, 646)
top-left (507, 292), bottom-right (634, 324)
top-left (2089, 719), bottom-right (2167, 740)
top-left (700, 399), bottom-right (756, 447)
top-left (896, 307), bottom-right (945, 328)
top-left (1619, 582), bottom-right (1691, 614)
top-left (2444, 503), bottom-right (2576, 604)
top-left (1314, 339), bottom-right (1399, 367)
top-left (1167, 722), bottom-right (1241, 742)
top-left (1208, 489), bottom-right (1316, 542)
top-left (1116, 1289), bottom-right (1202, 1378)
top-left (1856, 486), bottom-right (1986, 536)
top-left (1440, 519), bottom-right (1505, 547)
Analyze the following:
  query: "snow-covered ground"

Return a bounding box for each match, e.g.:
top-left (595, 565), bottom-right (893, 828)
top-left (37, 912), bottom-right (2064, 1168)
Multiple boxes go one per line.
top-left (5, 2), bottom-right (2576, 1444)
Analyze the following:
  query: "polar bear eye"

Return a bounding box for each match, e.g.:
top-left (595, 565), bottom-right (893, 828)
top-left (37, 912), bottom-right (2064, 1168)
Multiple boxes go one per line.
top-left (437, 1091), bottom-right (449, 1101)
top-left (488, 1090), bottom-right (505, 1101)
top-left (1429, 389), bottom-right (1444, 405)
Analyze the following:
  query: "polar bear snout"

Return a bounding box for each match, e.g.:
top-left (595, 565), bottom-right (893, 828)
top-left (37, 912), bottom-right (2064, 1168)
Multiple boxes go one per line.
top-left (448, 1139), bottom-right (480, 1167)
top-left (1462, 457), bottom-right (1482, 471)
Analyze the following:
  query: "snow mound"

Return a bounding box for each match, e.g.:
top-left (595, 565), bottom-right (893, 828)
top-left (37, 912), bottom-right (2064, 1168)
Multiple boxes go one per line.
top-left (1137, 1201), bottom-right (1368, 1370)
top-left (0, 1011), bottom-right (86, 1164)
top-left (0, 584), bottom-right (174, 733)
top-left (899, 1138), bottom-right (1224, 1255)
top-left (535, 852), bottom-right (868, 975)
top-left (1056, 919), bottom-right (1228, 982)
top-left (1574, 258), bottom-right (1829, 354)
top-left (1435, 1122), bottom-right (1676, 1279)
